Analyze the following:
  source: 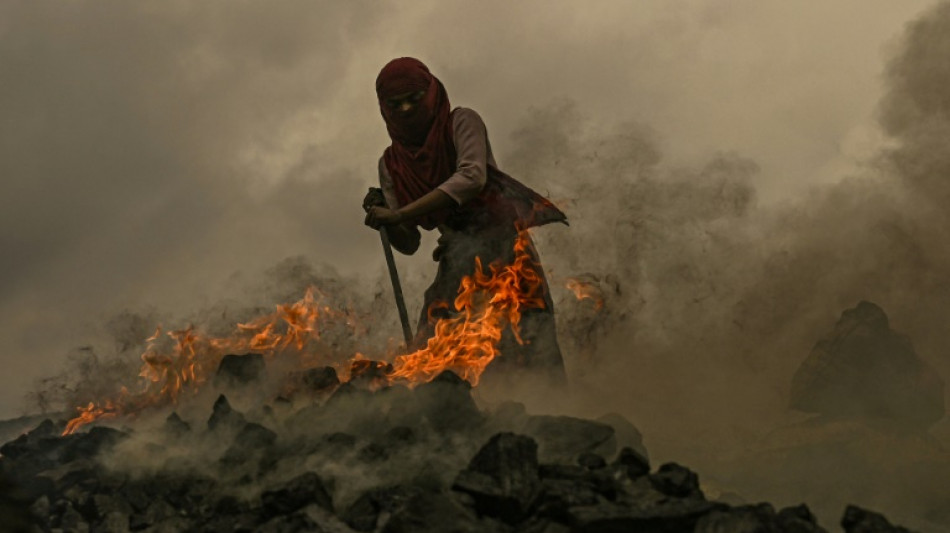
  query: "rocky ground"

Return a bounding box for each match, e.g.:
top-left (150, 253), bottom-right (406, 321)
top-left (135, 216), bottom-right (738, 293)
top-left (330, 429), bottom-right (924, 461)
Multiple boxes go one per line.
top-left (0, 355), bottom-right (921, 533)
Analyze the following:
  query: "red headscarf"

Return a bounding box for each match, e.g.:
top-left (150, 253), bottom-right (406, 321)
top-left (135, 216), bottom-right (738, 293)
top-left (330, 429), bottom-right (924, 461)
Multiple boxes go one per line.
top-left (376, 58), bottom-right (456, 229)
top-left (376, 57), bottom-right (568, 232)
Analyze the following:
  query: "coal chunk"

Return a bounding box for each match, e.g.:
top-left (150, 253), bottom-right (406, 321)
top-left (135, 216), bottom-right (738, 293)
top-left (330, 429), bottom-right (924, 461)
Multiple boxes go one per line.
top-left (163, 412), bottom-right (190, 436)
top-left (649, 463), bottom-right (703, 499)
top-left (0, 418), bottom-right (59, 459)
top-left (381, 491), bottom-right (483, 533)
top-left (299, 366), bottom-right (340, 392)
top-left (777, 504), bottom-right (828, 533)
top-left (613, 446), bottom-right (650, 480)
top-left (257, 511), bottom-right (319, 533)
top-left (219, 422), bottom-right (277, 469)
top-left (568, 498), bottom-right (719, 533)
top-left (207, 394), bottom-right (246, 432)
top-left (60, 426), bottom-right (129, 463)
top-left (324, 381), bottom-right (373, 407)
top-left (695, 503), bottom-right (780, 533)
top-left (414, 370), bottom-right (483, 431)
top-left (790, 301), bottom-right (944, 428)
top-left (214, 353), bottom-right (265, 387)
top-left (260, 471), bottom-right (333, 518)
top-left (577, 452), bottom-right (606, 470)
top-left (452, 432), bottom-right (540, 523)
top-left (841, 504), bottom-right (915, 533)
top-left (342, 485), bottom-right (425, 532)
top-left (524, 415), bottom-right (615, 462)
top-left (597, 412), bottom-right (648, 460)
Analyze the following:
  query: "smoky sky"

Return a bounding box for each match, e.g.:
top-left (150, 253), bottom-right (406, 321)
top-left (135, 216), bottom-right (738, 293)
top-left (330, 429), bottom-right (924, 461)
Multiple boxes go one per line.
top-left (0, 0), bottom-right (935, 413)
top-left (4, 1), bottom-right (950, 528)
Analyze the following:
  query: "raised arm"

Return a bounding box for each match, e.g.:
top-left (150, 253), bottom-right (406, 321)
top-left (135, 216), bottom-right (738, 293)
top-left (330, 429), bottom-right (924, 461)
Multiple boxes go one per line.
top-left (366, 108), bottom-right (492, 238)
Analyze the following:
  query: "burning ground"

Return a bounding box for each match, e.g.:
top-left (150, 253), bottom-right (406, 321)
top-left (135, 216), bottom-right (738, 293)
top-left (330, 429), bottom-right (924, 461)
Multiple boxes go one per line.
top-left (0, 228), bottom-right (940, 531)
top-left (0, 351), bottom-right (922, 533)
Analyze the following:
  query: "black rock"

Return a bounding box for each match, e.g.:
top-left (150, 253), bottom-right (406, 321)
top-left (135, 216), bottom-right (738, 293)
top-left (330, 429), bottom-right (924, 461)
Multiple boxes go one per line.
top-left (567, 498), bottom-right (719, 533)
top-left (36, 459), bottom-right (99, 496)
top-left (214, 353), bottom-right (265, 388)
top-left (493, 401), bottom-right (527, 424)
top-left (841, 505), bottom-right (916, 533)
top-left (452, 432), bottom-right (540, 523)
top-left (163, 412), bottom-right (190, 436)
top-left (342, 485), bottom-right (425, 532)
top-left (694, 503), bottom-right (778, 533)
top-left (539, 464), bottom-right (588, 481)
top-left (524, 415), bottom-right (615, 462)
top-left (207, 394), bottom-right (246, 432)
top-left (141, 473), bottom-right (216, 515)
top-left (777, 504), bottom-right (828, 533)
top-left (92, 510), bottom-right (130, 533)
top-left (82, 492), bottom-right (133, 522)
top-left (790, 301), bottom-right (945, 428)
top-left (122, 482), bottom-right (150, 514)
top-left (234, 422), bottom-right (277, 449)
top-left (597, 412), bottom-right (648, 461)
top-left (649, 463), bottom-right (703, 499)
top-left (60, 426), bottom-right (129, 463)
top-left (260, 471), bottom-right (333, 518)
top-left (357, 442), bottom-right (389, 463)
top-left (0, 471), bottom-right (36, 532)
top-left (219, 422), bottom-right (278, 469)
top-left (299, 366), bottom-right (340, 392)
top-left (0, 418), bottom-right (59, 459)
top-left (613, 446), bottom-right (650, 480)
top-left (257, 511), bottom-right (319, 533)
top-left (381, 425), bottom-right (417, 449)
top-left (59, 501), bottom-right (87, 531)
top-left (381, 490), bottom-right (485, 533)
top-left (414, 370), bottom-right (484, 432)
top-left (578, 452), bottom-right (607, 470)
top-left (324, 381), bottom-right (373, 407)
top-left (539, 477), bottom-right (601, 512)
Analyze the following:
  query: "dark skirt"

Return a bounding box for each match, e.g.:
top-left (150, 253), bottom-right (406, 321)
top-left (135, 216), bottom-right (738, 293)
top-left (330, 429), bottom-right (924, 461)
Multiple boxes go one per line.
top-left (413, 224), bottom-right (567, 386)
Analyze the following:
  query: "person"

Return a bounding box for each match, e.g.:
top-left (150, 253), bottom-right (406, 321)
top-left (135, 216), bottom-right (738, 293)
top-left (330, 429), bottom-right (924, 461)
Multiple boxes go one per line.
top-left (363, 57), bottom-right (567, 385)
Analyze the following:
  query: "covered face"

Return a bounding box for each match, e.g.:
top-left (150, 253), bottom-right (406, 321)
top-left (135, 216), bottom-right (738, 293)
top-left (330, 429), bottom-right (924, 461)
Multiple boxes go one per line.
top-left (375, 57), bottom-right (450, 149)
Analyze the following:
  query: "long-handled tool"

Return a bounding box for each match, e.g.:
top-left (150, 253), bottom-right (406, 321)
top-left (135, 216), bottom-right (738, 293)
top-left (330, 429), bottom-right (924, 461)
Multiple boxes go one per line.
top-left (364, 188), bottom-right (414, 347)
top-left (378, 226), bottom-right (414, 347)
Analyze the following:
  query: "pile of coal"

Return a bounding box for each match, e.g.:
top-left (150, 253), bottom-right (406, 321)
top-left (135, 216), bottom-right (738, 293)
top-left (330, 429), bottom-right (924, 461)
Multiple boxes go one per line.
top-left (790, 301), bottom-right (944, 429)
top-left (0, 358), bottom-right (917, 532)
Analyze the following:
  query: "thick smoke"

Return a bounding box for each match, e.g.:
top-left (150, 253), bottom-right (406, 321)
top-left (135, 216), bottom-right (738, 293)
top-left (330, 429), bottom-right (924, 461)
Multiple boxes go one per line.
top-left (6, 1), bottom-right (950, 531)
top-left (484, 3), bottom-right (950, 530)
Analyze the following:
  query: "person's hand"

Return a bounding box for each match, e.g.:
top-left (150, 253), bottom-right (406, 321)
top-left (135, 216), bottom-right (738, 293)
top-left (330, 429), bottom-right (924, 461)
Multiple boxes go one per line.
top-left (365, 206), bottom-right (403, 229)
top-left (362, 187), bottom-right (386, 211)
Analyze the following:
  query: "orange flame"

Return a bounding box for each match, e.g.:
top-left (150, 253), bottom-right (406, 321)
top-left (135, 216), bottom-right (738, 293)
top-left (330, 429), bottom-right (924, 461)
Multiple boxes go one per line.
top-left (565, 277), bottom-right (605, 310)
top-left (63, 231), bottom-right (545, 434)
top-left (62, 287), bottom-right (357, 435)
top-left (388, 230), bottom-right (545, 385)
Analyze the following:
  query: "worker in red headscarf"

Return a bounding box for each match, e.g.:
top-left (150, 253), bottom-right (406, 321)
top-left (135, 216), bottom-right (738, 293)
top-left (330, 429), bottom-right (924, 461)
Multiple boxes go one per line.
top-left (364, 57), bottom-right (567, 384)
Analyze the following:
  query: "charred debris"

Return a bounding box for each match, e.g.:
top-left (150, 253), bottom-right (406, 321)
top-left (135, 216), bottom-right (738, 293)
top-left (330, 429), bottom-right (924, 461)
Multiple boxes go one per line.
top-left (0, 351), bottom-right (920, 533)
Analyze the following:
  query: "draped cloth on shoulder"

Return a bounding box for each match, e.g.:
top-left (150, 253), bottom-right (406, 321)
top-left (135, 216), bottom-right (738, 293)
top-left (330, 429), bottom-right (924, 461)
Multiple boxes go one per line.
top-left (375, 57), bottom-right (566, 232)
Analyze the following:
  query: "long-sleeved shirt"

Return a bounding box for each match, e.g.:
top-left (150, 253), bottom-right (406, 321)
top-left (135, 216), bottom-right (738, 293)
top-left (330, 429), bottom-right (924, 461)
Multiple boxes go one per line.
top-left (378, 107), bottom-right (498, 213)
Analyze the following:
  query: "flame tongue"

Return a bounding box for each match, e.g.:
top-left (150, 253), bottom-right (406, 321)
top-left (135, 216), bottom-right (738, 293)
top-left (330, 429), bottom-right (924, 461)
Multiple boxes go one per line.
top-left (389, 230), bottom-right (545, 385)
top-left (62, 230), bottom-right (545, 435)
top-left (565, 276), bottom-right (605, 310)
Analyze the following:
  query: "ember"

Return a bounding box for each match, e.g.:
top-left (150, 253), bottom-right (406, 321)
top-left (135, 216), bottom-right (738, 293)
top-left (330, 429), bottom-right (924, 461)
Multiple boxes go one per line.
top-left (0, 366), bottom-right (911, 532)
top-left (565, 276), bottom-right (605, 310)
top-left (62, 230), bottom-right (546, 435)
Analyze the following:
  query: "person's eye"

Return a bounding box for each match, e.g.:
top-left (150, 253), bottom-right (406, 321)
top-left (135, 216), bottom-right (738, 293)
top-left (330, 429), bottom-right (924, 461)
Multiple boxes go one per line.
top-left (412, 91), bottom-right (425, 101)
top-left (386, 99), bottom-right (398, 108)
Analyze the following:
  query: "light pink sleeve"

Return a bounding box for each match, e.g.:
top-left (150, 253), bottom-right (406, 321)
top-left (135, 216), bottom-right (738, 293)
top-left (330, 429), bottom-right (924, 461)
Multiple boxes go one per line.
top-left (437, 108), bottom-right (489, 205)
top-left (378, 156), bottom-right (401, 209)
